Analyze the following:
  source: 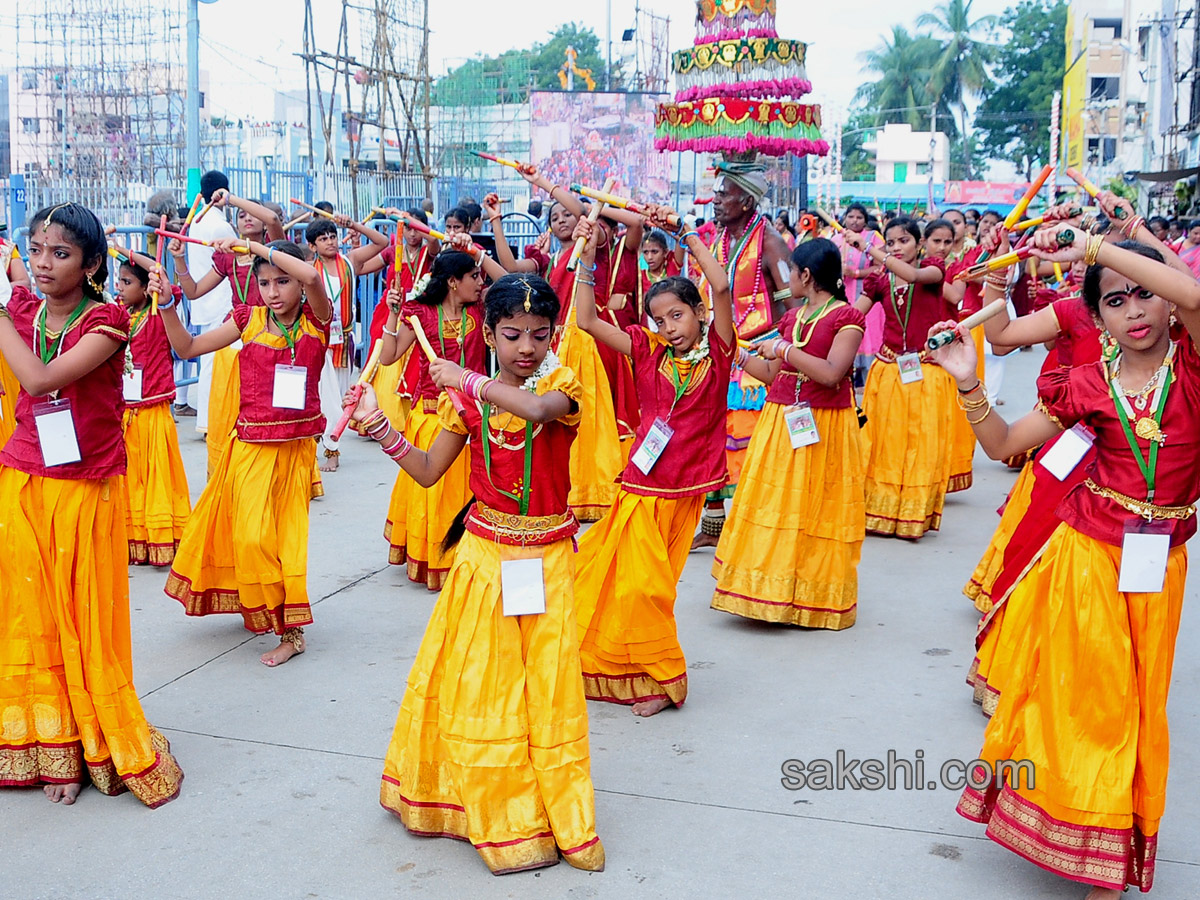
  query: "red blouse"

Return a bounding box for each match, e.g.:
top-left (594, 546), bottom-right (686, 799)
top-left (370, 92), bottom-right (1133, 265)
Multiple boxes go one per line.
top-left (620, 325), bottom-right (734, 498)
top-left (231, 303), bottom-right (329, 442)
top-left (401, 300), bottom-right (486, 403)
top-left (946, 247), bottom-right (985, 318)
top-left (0, 286), bottom-right (130, 479)
top-left (862, 258), bottom-right (954, 355)
top-left (766, 303), bottom-right (865, 409)
top-left (1038, 337), bottom-right (1200, 547)
top-left (439, 366), bottom-right (583, 545)
top-left (1050, 295), bottom-right (1102, 369)
top-left (126, 307), bottom-right (177, 408)
top-left (212, 251), bottom-right (262, 307)
top-left (548, 246), bottom-right (612, 327)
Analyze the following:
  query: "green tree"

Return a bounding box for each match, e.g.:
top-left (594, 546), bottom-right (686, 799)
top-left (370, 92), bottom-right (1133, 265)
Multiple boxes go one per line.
top-left (433, 23), bottom-right (614, 106)
top-left (917, 0), bottom-right (999, 180)
top-left (974, 0), bottom-right (1067, 180)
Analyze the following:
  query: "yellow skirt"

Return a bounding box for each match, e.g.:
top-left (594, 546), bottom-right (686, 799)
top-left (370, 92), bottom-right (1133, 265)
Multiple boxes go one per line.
top-left (380, 530), bottom-right (605, 875)
top-left (123, 402), bottom-right (191, 566)
top-left (724, 408), bottom-right (761, 490)
top-left (574, 490), bottom-right (701, 707)
top-left (957, 523), bottom-right (1185, 893)
top-left (206, 344), bottom-right (240, 481)
top-left (166, 435), bottom-right (315, 635)
top-left (558, 322), bottom-right (621, 521)
top-left (371, 357), bottom-right (407, 431)
top-left (383, 403), bottom-right (472, 590)
top-left (861, 359), bottom-right (956, 539)
top-left (0, 352), bottom-right (19, 450)
top-left (712, 404), bottom-right (864, 629)
top-left (0, 468), bottom-right (183, 805)
top-left (964, 459), bottom-right (1035, 614)
top-left (946, 327), bottom-right (985, 493)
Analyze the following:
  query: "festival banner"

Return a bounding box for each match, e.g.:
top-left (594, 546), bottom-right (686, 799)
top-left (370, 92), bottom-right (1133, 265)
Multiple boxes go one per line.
top-left (530, 91), bottom-right (671, 202)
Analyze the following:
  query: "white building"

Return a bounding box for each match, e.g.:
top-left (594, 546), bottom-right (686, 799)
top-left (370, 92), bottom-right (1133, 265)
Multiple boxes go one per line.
top-left (861, 123), bottom-right (950, 184)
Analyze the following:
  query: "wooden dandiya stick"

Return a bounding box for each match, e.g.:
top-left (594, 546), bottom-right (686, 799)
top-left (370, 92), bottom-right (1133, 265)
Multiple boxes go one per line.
top-left (953, 228), bottom-right (1076, 282)
top-left (926, 298), bottom-right (1010, 350)
top-left (155, 228), bottom-right (249, 254)
top-left (568, 183), bottom-right (682, 229)
top-left (568, 176), bottom-right (616, 273)
top-left (107, 247), bottom-right (129, 264)
top-left (330, 339), bottom-right (386, 441)
top-left (283, 212), bottom-right (313, 231)
top-left (408, 315), bottom-right (468, 413)
top-left (151, 214), bottom-right (167, 314)
top-left (1064, 168), bottom-right (1126, 219)
top-left (1004, 164), bottom-right (1054, 230)
top-left (192, 193), bottom-right (221, 226)
top-left (181, 193), bottom-right (204, 236)
top-left (290, 197), bottom-right (335, 220)
top-left (397, 212), bottom-right (484, 254)
top-left (471, 150), bottom-right (528, 172)
top-left (814, 207), bottom-right (843, 232)
top-left (1012, 207), bottom-right (1087, 232)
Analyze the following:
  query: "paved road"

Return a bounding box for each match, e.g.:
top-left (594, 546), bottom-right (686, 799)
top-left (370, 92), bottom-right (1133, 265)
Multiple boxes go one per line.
top-left (4, 348), bottom-right (1198, 899)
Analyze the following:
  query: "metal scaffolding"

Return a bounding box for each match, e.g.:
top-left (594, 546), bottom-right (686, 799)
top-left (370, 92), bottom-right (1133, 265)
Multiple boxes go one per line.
top-left (11, 0), bottom-right (185, 186)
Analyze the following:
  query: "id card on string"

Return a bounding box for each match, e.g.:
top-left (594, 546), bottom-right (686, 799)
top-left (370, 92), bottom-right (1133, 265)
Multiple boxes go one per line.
top-left (631, 417), bottom-right (674, 475)
top-left (329, 320), bottom-right (344, 347)
top-left (1038, 424), bottom-right (1094, 481)
top-left (122, 365), bottom-right (144, 403)
top-left (272, 364), bottom-right (308, 410)
top-left (784, 403), bottom-right (819, 448)
top-left (33, 399), bottom-right (82, 467)
top-left (501, 557), bottom-right (547, 616)
top-left (1118, 519), bottom-right (1172, 593)
top-left (897, 352), bottom-right (924, 384)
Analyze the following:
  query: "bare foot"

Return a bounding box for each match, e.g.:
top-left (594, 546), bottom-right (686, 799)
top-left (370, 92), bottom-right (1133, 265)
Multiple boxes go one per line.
top-left (690, 531), bottom-right (719, 551)
top-left (260, 629), bottom-right (305, 667)
top-left (631, 697), bottom-right (671, 717)
top-left (43, 783), bottom-right (82, 804)
top-left (1083, 890), bottom-right (1121, 900)
top-left (319, 451), bottom-right (339, 472)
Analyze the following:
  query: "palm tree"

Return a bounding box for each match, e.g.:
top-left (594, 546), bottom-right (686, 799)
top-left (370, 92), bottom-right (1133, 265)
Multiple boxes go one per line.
top-left (917, 0), bottom-right (998, 179)
top-left (855, 27), bottom-right (942, 130)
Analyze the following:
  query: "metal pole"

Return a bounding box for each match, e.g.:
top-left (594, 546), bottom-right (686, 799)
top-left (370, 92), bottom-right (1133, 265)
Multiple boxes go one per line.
top-left (187, 0), bottom-right (201, 200)
top-left (606, 0), bottom-right (613, 91)
top-left (928, 102), bottom-right (936, 213)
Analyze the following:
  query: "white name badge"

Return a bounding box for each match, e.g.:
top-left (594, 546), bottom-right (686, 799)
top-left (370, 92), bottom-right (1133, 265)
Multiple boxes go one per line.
top-left (501, 557), bottom-right (547, 616)
top-left (897, 352), bottom-right (924, 384)
top-left (784, 403), bottom-right (820, 448)
top-left (122, 366), bottom-right (144, 403)
top-left (631, 417), bottom-right (675, 475)
top-left (33, 399), bottom-right (82, 467)
top-left (1038, 424), bottom-right (1095, 481)
top-left (272, 364), bottom-right (308, 410)
top-left (329, 320), bottom-right (344, 346)
top-left (1118, 520), bottom-right (1171, 594)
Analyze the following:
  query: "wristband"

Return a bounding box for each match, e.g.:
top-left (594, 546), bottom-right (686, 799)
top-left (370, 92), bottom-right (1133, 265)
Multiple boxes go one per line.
top-left (576, 275), bottom-right (596, 287)
top-left (380, 430), bottom-right (413, 462)
top-left (382, 325), bottom-right (400, 337)
top-left (361, 409), bottom-right (390, 436)
top-left (958, 381), bottom-right (982, 395)
top-left (678, 230), bottom-right (699, 244)
top-left (772, 338), bottom-right (792, 360)
top-left (736, 347), bottom-right (751, 367)
top-left (578, 259), bottom-right (597, 273)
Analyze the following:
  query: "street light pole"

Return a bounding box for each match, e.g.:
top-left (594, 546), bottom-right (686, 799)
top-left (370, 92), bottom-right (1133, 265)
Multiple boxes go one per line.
top-left (187, 0), bottom-right (201, 199)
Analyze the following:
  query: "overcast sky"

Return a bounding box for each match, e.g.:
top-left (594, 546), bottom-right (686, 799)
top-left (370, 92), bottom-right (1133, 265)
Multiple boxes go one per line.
top-left (191, 0), bottom-right (1013, 125)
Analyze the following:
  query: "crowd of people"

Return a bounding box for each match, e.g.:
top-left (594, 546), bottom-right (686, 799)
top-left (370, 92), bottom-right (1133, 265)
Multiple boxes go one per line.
top-left (0, 156), bottom-right (1195, 898)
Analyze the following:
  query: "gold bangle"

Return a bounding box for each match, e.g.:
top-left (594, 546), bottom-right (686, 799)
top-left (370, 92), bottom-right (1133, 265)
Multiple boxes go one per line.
top-left (957, 393), bottom-right (990, 412)
top-left (965, 405), bottom-right (993, 425)
top-left (1084, 233), bottom-right (1103, 266)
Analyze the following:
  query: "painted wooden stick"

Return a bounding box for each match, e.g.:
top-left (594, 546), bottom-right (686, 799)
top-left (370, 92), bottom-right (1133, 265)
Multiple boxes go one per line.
top-left (471, 150), bottom-right (528, 171)
top-left (151, 214), bottom-right (167, 314)
top-left (396, 213), bottom-right (483, 254)
top-left (953, 229), bottom-right (1076, 282)
top-left (926, 298), bottom-right (1008, 350)
top-left (568, 176), bottom-right (616, 273)
top-left (408, 315), bottom-right (468, 412)
top-left (814, 207), bottom-right (843, 232)
top-left (181, 193), bottom-right (204, 236)
top-left (1003, 164), bottom-right (1054, 229)
top-left (568, 183), bottom-right (681, 229)
top-left (290, 197), bottom-right (335, 219)
top-left (330, 339), bottom-right (386, 440)
top-left (155, 228), bottom-right (249, 253)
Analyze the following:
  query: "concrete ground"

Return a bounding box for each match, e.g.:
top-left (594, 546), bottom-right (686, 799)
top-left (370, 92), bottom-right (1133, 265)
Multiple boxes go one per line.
top-left (4, 347), bottom-right (1198, 900)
